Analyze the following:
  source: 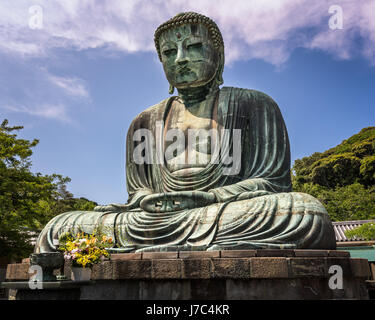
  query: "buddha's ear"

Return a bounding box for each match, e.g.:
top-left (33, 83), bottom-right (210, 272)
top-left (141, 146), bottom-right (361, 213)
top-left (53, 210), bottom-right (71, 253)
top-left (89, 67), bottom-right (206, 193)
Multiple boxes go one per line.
top-left (215, 49), bottom-right (225, 87)
top-left (169, 84), bottom-right (175, 94)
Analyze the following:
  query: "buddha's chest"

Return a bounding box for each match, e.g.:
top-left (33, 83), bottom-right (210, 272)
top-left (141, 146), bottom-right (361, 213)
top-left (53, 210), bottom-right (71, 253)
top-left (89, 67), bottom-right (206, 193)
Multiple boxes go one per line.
top-left (163, 99), bottom-right (218, 174)
top-left (164, 100), bottom-right (214, 133)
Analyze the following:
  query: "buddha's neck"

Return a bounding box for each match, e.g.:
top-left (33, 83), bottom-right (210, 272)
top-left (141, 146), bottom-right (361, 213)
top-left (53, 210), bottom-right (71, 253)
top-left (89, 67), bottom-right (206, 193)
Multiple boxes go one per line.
top-left (177, 82), bottom-right (218, 106)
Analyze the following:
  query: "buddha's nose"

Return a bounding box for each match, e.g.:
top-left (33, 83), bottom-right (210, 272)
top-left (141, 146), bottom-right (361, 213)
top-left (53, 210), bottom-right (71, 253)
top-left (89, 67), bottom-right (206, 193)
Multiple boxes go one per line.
top-left (175, 48), bottom-right (189, 65)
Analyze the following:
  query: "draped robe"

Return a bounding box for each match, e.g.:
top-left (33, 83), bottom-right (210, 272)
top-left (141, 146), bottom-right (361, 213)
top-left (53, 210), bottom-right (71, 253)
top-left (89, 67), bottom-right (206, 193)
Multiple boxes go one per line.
top-left (34, 87), bottom-right (336, 253)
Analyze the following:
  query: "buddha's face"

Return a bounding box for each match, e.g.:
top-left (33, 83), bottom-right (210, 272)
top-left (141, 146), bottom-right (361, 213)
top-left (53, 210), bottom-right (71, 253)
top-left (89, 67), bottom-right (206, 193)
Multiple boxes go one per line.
top-left (159, 24), bottom-right (219, 89)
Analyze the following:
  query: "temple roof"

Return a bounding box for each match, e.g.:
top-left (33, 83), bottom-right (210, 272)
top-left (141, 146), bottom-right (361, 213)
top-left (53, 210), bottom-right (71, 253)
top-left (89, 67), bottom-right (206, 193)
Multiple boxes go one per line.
top-left (333, 220), bottom-right (375, 242)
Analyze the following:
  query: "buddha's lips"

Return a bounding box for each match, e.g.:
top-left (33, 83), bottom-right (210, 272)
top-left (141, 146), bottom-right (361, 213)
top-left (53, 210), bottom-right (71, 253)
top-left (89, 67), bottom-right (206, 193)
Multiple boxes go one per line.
top-left (176, 66), bottom-right (191, 74)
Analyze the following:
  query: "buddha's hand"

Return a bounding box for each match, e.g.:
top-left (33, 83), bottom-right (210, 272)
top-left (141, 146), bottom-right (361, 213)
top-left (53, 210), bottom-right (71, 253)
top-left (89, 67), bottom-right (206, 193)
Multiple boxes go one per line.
top-left (94, 203), bottom-right (131, 212)
top-left (94, 201), bottom-right (142, 212)
top-left (94, 190), bottom-right (153, 212)
top-left (140, 191), bottom-right (217, 213)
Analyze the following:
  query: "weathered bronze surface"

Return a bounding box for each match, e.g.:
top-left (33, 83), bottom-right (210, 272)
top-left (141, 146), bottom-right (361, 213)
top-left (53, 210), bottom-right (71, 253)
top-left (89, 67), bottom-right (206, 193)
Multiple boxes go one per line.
top-left (34, 12), bottom-right (336, 253)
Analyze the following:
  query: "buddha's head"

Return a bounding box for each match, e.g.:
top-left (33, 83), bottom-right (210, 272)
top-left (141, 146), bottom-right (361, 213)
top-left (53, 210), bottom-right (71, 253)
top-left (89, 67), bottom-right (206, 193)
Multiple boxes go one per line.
top-left (154, 12), bottom-right (225, 94)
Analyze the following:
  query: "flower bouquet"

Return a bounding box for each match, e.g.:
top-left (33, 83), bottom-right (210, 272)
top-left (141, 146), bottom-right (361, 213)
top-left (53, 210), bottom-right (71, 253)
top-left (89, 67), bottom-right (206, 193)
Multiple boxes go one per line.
top-left (58, 229), bottom-right (113, 281)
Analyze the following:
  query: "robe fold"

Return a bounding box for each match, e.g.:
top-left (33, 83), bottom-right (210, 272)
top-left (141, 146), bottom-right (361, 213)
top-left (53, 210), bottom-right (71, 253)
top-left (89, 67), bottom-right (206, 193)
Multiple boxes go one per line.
top-left (126, 86), bottom-right (291, 202)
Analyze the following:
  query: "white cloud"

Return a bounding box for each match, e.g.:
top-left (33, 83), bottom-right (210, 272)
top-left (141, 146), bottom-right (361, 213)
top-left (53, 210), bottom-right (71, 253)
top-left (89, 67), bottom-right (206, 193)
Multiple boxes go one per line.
top-left (0, 0), bottom-right (374, 65)
top-left (0, 60), bottom-right (89, 123)
top-left (0, 0), bottom-right (374, 123)
top-left (3, 103), bottom-right (71, 122)
top-left (48, 75), bottom-right (89, 98)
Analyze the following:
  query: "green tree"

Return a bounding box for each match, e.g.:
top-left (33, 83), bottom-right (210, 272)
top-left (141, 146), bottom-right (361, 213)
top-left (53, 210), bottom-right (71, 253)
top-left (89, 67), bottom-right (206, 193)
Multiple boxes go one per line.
top-left (293, 182), bottom-right (375, 221)
top-left (292, 127), bottom-right (375, 221)
top-left (293, 127), bottom-right (375, 188)
top-left (0, 119), bottom-right (97, 260)
top-left (345, 223), bottom-right (375, 241)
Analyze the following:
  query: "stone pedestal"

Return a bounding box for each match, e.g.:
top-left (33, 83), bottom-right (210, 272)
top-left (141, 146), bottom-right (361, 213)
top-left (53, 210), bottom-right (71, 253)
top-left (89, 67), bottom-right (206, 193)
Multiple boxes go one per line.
top-left (2, 250), bottom-right (371, 300)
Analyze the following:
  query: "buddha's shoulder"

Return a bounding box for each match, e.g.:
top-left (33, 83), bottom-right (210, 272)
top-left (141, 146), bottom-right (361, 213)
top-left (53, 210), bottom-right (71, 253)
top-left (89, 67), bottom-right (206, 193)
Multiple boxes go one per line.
top-left (221, 86), bottom-right (278, 105)
top-left (130, 97), bottom-right (170, 123)
top-left (144, 98), bottom-right (170, 114)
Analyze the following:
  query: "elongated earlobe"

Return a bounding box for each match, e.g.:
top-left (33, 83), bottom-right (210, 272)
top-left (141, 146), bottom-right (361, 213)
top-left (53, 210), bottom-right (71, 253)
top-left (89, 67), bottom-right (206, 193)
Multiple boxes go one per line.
top-left (215, 52), bottom-right (225, 86)
top-left (169, 84), bottom-right (175, 94)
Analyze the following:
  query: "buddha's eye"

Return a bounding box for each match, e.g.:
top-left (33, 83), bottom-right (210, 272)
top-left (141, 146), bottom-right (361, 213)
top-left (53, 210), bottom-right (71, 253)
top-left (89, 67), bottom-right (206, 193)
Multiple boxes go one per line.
top-left (187, 42), bottom-right (203, 50)
top-left (162, 48), bottom-right (177, 57)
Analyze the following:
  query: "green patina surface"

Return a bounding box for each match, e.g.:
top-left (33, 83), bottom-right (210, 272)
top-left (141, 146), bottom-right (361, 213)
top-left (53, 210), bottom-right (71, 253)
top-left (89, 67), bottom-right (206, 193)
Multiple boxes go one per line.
top-left (34, 12), bottom-right (337, 253)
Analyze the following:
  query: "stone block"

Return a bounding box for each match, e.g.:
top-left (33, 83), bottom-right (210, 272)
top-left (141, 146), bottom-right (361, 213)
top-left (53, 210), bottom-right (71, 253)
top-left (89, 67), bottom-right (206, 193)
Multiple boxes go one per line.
top-left (6, 263), bottom-right (30, 281)
top-left (181, 258), bottom-right (212, 279)
top-left (179, 251), bottom-right (220, 259)
top-left (81, 280), bottom-right (140, 300)
top-left (110, 253), bottom-right (142, 260)
top-left (250, 258), bottom-right (289, 278)
top-left (350, 258), bottom-right (371, 278)
top-left (140, 280), bottom-right (191, 300)
top-left (212, 258), bottom-right (250, 279)
top-left (256, 249), bottom-right (295, 257)
top-left (91, 261), bottom-right (113, 280)
top-left (288, 257), bottom-right (327, 277)
top-left (16, 288), bottom-right (81, 300)
top-left (294, 250), bottom-right (329, 257)
top-left (151, 259), bottom-right (182, 279)
top-left (328, 250), bottom-right (350, 257)
top-left (220, 250), bottom-right (256, 258)
top-left (113, 260), bottom-right (151, 279)
top-left (226, 279), bottom-right (320, 300)
top-left (142, 252), bottom-right (178, 260)
top-left (326, 257), bottom-right (352, 277)
top-left (190, 279), bottom-right (226, 299)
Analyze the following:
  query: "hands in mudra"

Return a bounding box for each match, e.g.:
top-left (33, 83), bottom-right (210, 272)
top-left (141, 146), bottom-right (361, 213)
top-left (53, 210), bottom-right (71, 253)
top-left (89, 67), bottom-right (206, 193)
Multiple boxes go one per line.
top-left (94, 191), bottom-right (217, 213)
top-left (140, 191), bottom-right (216, 213)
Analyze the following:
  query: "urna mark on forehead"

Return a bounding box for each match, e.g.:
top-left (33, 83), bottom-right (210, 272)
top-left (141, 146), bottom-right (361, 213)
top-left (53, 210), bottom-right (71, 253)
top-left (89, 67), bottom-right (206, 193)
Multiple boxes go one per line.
top-left (159, 23), bottom-right (210, 45)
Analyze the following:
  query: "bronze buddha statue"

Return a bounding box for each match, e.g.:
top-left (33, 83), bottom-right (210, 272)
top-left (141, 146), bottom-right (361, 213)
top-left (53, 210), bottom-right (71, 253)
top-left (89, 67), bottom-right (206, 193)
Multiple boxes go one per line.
top-left (35, 12), bottom-right (336, 253)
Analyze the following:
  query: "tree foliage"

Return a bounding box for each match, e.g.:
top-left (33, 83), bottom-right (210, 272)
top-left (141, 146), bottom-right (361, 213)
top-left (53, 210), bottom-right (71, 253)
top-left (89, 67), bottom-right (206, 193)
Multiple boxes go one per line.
top-left (292, 127), bottom-right (375, 222)
top-left (345, 223), bottom-right (375, 241)
top-left (0, 120), bottom-right (97, 260)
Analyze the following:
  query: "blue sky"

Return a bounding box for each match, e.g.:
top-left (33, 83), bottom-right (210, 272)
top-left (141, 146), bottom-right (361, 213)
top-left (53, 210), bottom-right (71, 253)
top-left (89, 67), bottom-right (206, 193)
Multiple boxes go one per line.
top-left (1, 1), bottom-right (374, 205)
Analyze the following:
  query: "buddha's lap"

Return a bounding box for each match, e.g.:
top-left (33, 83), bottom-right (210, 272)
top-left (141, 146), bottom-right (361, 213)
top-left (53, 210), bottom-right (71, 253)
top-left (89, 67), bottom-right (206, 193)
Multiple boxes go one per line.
top-left (219, 192), bottom-right (327, 220)
top-left (46, 192), bottom-right (328, 235)
top-left (216, 192), bottom-right (331, 234)
top-left (34, 192), bottom-right (334, 253)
